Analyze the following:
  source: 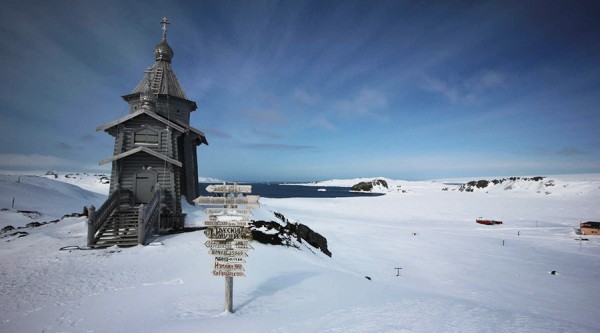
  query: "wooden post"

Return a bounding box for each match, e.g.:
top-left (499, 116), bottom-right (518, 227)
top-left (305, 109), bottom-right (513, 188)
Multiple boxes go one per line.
top-left (225, 276), bottom-right (233, 313)
top-left (87, 205), bottom-right (96, 246)
top-left (224, 196), bottom-right (236, 313)
top-left (155, 183), bottom-right (161, 232)
top-left (138, 204), bottom-right (146, 245)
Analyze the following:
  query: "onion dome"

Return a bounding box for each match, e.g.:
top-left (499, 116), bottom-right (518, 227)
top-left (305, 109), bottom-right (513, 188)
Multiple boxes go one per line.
top-left (154, 38), bottom-right (174, 63)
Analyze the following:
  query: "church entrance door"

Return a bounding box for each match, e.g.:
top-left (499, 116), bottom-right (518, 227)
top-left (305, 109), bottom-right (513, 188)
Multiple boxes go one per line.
top-left (134, 170), bottom-right (158, 203)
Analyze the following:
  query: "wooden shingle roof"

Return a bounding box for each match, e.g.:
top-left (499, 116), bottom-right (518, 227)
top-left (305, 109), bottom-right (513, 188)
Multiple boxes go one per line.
top-left (132, 60), bottom-right (188, 100)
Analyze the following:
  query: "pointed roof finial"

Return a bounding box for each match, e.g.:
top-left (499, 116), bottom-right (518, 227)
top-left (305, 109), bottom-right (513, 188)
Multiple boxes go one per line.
top-left (160, 17), bottom-right (170, 40)
top-left (154, 17), bottom-right (174, 63)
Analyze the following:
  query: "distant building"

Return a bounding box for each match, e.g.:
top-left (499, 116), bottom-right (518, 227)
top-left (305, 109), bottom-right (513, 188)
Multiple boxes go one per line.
top-left (88, 18), bottom-right (208, 248)
top-left (580, 222), bottom-right (600, 236)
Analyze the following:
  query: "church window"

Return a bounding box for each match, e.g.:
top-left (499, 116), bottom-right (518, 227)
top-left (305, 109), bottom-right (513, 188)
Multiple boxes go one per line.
top-left (134, 128), bottom-right (159, 145)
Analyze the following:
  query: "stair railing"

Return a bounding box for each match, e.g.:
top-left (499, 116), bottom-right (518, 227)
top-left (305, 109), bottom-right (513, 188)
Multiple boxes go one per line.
top-left (87, 184), bottom-right (122, 246)
top-left (138, 183), bottom-right (161, 245)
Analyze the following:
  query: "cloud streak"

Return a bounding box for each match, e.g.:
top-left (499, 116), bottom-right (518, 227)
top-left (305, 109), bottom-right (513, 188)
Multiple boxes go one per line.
top-left (421, 69), bottom-right (506, 103)
top-left (244, 143), bottom-right (316, 151)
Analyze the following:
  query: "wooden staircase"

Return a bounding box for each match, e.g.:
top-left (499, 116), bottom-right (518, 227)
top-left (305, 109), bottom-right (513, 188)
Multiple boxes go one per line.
top-left (91, 208), bottom-right (140, 248)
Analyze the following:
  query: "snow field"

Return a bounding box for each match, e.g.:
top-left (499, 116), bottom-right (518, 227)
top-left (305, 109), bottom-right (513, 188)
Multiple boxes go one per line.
top-left (0, 173), bottom-right (599, 332)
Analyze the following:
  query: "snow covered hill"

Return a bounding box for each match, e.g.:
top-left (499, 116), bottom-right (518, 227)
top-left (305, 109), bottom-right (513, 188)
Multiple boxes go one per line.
top-left (308, 174), bottom-right (600, 197)
top-left (1, 172), bottom-right (599, 332)
top-left (0, 174), bottom-right (106, 228)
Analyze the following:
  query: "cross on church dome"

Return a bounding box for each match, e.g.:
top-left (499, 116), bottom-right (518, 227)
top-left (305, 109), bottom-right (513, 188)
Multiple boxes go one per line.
top-left (160, 17), bottom-right (170, 39)
top-left (154, 17), bottom-right (174, 63)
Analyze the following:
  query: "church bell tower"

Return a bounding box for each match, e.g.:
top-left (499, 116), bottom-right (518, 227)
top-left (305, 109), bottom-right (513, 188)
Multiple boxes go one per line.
top-left (90, 18), bottom-right (208, 247)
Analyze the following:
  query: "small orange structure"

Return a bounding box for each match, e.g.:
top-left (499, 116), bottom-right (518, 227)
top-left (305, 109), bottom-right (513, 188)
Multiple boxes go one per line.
top-left (476, 218), bottom-right (503, 225)
top-left (580, 221), bottom-right (600, 235)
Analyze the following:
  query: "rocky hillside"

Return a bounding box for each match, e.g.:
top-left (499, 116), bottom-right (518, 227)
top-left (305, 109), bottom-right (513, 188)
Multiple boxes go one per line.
top-left (351, 179), bottom-right (389, 192)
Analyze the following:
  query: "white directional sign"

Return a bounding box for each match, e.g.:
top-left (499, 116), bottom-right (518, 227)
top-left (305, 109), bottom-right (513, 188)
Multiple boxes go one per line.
top-left (214, 256), bottom-right (246, 263)
top-left (204, 227), bottom-right (252, 240)
top-left (213, 262), bottom-right (245, 277)
top-left (204, 208), bottom-right (253, 216)
top-left (213, 270), bottom-right (245, 277)
top-left (204, 220), bottom-right (250, 227)
top-left (214, 262), bottom-right (245, 271)
top-left (205, 240), bottom-right (254, 249)
top-left (194, 195), bottom-right (260, 207)
top-left (209, 248), bottom-right (249, 257)
top-left (206, 184), bottom-right (252, 194)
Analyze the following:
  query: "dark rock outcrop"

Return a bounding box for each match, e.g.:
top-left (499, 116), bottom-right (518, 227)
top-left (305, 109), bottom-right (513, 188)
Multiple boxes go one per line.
top-left (351, 179), bottom-right (388, 192)
top-left (459, 176), bottom-right (546, 192)
top-left (250, 212), bottom-right (332, 257)
top-left (1, 225), bottom-right (15, 233)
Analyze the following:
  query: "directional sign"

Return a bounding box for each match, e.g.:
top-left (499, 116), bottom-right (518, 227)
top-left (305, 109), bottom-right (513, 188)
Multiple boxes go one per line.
top-left (214, 262), bottom-right (245, 271)
top-left (194, 195), bottom-right (260, 207)
top-left (204, 208), bottom-right (253, 216)
top-left (205, 240), bottom-right (254, 249)
top-left (214, 256), bottom-right (246, 263)
top-left (209, 249), bottom-right (249, 257)
top-left (206, 184), bottom-right (252, 194)
top-left (228, 241), bottom-right (253, 250)
top-left (213, 270), bottom-right (245, 277)
top-left (204, 220), bottom-right (250, 227)
top-left (204, 227), bottom-right (252, 240)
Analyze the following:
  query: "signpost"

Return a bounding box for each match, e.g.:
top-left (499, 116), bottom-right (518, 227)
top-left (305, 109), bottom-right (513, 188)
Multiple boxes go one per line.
top-left (194, 195), bottom-right (260, 208)
top-left (208, 248), bottom-right (249, 257)
top-left (205, 240), bottom-right (253, 249)
top-left (204, 220), bottom-right (250, 227)
top-left (206, 184), bottom-right (252, 194)
top-left (204, 208), bottom-right (253, 217)
top-left (204, 227), bottom-right (252, 240)
top-left (195, 182), bottom-right (258, 313)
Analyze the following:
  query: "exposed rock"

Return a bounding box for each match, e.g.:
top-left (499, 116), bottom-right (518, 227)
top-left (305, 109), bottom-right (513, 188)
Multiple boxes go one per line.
top-left (17, 210), bottom-right (41, 219)
top-left (351, 179), bottom-right (388, 192)
top-left (459, 176), bottom-right (546, 192)
top-left (1, 225), bottom-right (15, 233)
top-left (295, 223), bottom-right (332, 257)
top-left (250, 211), bottom-right (332, 257)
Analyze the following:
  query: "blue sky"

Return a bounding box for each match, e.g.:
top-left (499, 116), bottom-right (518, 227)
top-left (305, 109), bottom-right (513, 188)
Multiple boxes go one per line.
top-left (1, 0), bottom-right (599, 182)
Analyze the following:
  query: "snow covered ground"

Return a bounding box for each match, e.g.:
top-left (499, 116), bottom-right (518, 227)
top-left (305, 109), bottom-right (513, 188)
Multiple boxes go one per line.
top-left (1, 172), bottom-right (599, 332)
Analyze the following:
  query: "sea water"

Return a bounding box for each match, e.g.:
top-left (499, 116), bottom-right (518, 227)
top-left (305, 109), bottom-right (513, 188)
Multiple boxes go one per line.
top-left (198, 183), bottom-right (384, 199)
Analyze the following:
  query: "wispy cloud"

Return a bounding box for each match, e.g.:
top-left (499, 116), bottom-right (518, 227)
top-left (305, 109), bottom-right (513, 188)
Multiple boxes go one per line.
top-left (528, 146), bottom-right (586, 156)
top-left (310, 117), bottom-right (337, 131)
top-left (244, 143), bottom-right (316, 151)
top-left (335, 88), bottom-right (388, 120)
top-left (204, 128), bottom-right (233, 140)
top-left (81, 134), bottom-right (96, 141)
top-left (422, 69), bottom-right (506, 103)
top-left (558, 146), bottom-right (585, 156)
top-left (292, 88), bottom-right (319, 105)
top-left (243, 108), bottom-right (288, 125)
top-left (0, 153), bottom-right (104, 171)
top-left (250, 129), bottom-right (282, 140)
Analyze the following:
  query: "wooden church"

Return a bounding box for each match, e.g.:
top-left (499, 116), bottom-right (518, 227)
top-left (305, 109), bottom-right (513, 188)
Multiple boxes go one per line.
top-left (88, 18), bottom-right (208, 248)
